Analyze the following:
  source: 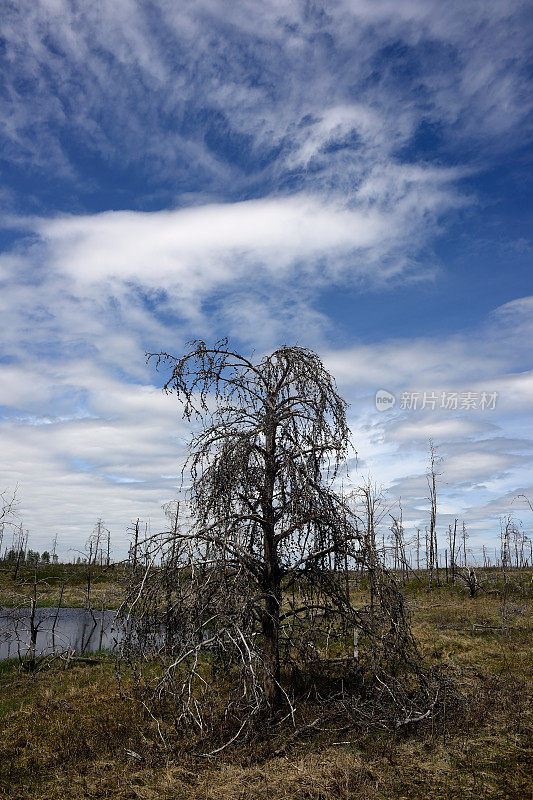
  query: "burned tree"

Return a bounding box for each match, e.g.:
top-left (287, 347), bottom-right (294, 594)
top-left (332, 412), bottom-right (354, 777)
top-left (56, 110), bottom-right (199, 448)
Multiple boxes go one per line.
top-left (120, 341), bottom-right (431, 741)
top-left (427, 440), bottom-right (441, 587)
top-left (0, 486), bottom-right (18, 559)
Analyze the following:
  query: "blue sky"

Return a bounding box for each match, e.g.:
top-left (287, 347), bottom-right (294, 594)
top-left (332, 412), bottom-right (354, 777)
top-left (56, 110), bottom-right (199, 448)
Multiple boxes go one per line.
top-left (0, 0), bottom-right (532, 559)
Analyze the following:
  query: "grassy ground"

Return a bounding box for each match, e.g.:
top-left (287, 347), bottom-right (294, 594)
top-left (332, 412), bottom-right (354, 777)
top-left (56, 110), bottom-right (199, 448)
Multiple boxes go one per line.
top-left (0, 572), bottom-right (531, 799)
top-left (0, 563), bottom-right (126, 610)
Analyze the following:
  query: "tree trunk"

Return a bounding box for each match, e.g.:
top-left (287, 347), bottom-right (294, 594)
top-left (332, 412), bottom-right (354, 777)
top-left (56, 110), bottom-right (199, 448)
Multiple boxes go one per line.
top-left (261, 407), bottom-right (282, 713)
top-left (261, 520), bottom-right (282, 710)
top-left (262, 581), bottom-right (281, 711)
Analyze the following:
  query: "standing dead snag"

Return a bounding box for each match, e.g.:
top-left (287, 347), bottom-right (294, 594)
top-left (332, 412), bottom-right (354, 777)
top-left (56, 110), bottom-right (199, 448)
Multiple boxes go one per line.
top-left (119, 341), bottom-right (432, 742)
top-left (0, 486), bottom-right (19, 560)
top-left (156, 341), bottom-right (350, 712)
top-left (427, 440), bottom-right (441, 588)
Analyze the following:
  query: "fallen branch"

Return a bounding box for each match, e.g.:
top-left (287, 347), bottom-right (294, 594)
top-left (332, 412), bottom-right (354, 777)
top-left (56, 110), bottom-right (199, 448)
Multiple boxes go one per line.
top-left (273, 716), bottom-right (324, 756)
top-left (395, 709), bottom-right (431, 728)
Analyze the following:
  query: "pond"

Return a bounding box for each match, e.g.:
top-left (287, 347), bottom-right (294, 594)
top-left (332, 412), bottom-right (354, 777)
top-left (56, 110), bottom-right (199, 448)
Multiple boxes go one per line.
top-left (0, 607), bottom-right (120, 661)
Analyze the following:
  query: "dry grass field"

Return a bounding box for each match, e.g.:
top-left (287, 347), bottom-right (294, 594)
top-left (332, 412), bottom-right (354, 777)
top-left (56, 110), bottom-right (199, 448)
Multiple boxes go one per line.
top-left (1, 567), bottom-right (531, 800)
top-left (0, 563), bottom-right (126, 611)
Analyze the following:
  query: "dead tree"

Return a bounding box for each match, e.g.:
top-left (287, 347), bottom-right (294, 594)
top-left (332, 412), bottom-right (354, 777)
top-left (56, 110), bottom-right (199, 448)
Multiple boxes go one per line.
top-left (456, 567), bottom-right (479, 598)
top-left (448, 519), bottom-right (458, 584)
top-left (426, 440), bottom-right (441, 588)
top-left (353, 480), bottom-right (389, 611)
top-left (0, 486), bottom-right (18, 558)
top-left (12, 524), bottom-right (28, 579)
top-left (119, 341), bottom-right (431, 742)
top-left (128, 518), bottom-right (141, 571)
top-left (51, 530), bottom-right (59, 563)
top-left (389, 501), bottom-right (408, 584)
top-left (500, 516), bottom-right (512, 569)
top-left (462, 521), bottom-right (468, 568)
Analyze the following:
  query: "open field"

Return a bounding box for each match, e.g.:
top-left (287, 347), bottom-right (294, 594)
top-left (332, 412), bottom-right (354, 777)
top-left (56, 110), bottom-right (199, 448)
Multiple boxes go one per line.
top-left (0, 563), bottom-right (127, 611)
top-left (1, 570), bottom-right (531, 800)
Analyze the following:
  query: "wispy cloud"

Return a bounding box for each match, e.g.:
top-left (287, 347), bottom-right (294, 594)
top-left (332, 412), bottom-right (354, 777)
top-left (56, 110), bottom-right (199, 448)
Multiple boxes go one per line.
top-left (1, 1), bottom-right (529, 203)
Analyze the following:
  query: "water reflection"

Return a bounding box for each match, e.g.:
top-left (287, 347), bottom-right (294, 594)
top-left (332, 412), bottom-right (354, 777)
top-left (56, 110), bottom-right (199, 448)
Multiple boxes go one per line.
top-left (0, 607), bottom-right (120, 661)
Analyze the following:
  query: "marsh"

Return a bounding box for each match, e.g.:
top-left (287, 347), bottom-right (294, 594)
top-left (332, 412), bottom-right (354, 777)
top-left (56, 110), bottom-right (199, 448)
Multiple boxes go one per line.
top-left (0, 607), bottom-right (118, 660)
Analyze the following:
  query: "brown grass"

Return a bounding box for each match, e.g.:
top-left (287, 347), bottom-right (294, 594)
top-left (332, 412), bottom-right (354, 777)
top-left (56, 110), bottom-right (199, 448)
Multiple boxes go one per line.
top-left (0, 563), bottom-right (126, 609)
top-left (1, 575), bottom-right (532, 799)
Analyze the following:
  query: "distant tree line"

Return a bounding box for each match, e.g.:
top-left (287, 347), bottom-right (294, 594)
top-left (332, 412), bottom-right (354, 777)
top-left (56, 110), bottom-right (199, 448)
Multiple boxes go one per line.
top-left (3, 548), bottom-right (54, 564)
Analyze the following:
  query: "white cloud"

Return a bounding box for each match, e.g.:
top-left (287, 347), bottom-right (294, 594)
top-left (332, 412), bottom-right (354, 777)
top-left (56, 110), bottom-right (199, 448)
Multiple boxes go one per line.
top-left (0, 165), bottom-right (464, 360)
top-left (325, 295), bottom-right (533, 395)
top-left (321, 303), bottom-right (533, 546)
top-left (0, 360), bottom-right (191, 556)
top-left (388, 417), bottom-right (487, 443)
top-left (30, 177), bottom-right (458, 298)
